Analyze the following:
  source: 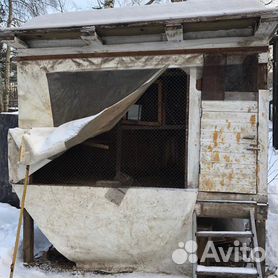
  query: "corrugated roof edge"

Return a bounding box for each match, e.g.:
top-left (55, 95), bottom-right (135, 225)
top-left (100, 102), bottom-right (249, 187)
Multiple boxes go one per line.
top-left (4, 0), bottom-right (278, 32)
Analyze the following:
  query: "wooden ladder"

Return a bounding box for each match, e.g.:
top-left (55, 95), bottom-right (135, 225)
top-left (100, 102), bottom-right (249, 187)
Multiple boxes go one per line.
top-left (193, 210), bottom-right (263, 278)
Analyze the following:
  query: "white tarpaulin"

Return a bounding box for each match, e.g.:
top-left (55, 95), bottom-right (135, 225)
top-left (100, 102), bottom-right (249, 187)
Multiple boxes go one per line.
top-left (9, 67), bottom-right (167, 182)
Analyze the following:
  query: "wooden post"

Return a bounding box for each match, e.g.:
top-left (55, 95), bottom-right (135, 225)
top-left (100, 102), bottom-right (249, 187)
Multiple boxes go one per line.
top-left (187, 68), bottom-right (201, 189)
top-left (256, 220), bottom-right (266, 278)
top-left (23, 209), bottom-right (34, 264)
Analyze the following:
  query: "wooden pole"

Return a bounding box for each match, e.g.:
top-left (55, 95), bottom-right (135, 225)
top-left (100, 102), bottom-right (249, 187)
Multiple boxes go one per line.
top-left (9, 165), bottom-right (30, 278)
top-left (23, 209), bottom-right (34, 264)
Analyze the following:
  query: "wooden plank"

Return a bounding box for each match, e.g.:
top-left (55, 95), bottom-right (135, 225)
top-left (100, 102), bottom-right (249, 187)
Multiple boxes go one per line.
top-left (201, 151), bottom-right (256, 164)
top-left (199, 176), bottom-right (256, 194)
top-left (187, 68), bottom-right (201, 188)
top-left (165, 24), bottom-right (183, 42)
top-left (257, 90), bottom-right (269, 197)
top-left (200, 167), bottom-right (256, 177)
top-left (201, 121), bottom-right (257, 133)
top-left (224, 91), bottom-right (257, 101)
top-left (255, 19), bottom-right (278, 41)
top-left (200, 173), bottom-right (256, 184)
top-left (200, 161), bottom-right (256, 173)
top-left (202, 100), bottom-right (257, 113)
top-left (201, 111), bottom-right (257, 123)
top-left (196, 265), bottom-right (257, 276)
top-left (200, 132), bottom-right (257, 145)
top-left (200, 171), bottom-right (256, 183)
top-left (258, 63), bottom-right (268, 90)
top-left (256, 220), bottom-right (266, 278)
top-left (3, 36), bottom-right (28, 49)
top-left (16, 46), bottom-right (269, 61)
top-left (23, 209), bottom-right (34, 264)
top-left (250, 210), bottom-right (263, 278)
top-left (192, 211), bottom-right (197, 278)
top-left (201, 143), bottom-right (257, 154)
top-left (17, 36), bottom-right (268, 58)
top-left (195, 202), bottom-right (256, 218)
top-left (196, 231), bottom-right (252, 238)
top-left (197, 191), bottom-right (266, 204)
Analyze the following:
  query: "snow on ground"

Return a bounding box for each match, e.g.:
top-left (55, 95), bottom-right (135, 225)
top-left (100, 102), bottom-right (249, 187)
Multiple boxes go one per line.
top-left (0, 128), bottom-right (277, 277)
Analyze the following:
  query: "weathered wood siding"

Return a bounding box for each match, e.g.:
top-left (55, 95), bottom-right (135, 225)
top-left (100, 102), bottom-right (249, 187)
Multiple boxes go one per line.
top-left (199, 100), bottom-right (258, 194)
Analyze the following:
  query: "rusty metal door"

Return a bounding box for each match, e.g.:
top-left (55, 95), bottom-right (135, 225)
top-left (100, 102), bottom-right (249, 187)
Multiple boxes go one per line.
top-left (199, 100), bottom-right (258, 194)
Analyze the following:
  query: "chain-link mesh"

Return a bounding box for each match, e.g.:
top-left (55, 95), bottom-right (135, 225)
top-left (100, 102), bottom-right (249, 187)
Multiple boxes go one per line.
top-left (32, 68), bottom-right (189, 188)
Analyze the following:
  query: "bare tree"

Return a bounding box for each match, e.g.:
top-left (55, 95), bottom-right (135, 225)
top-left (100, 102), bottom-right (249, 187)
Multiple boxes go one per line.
top-left (1, 0), bottom-right (12, 112)
top-left (0, 0), bottom-right (66, 112)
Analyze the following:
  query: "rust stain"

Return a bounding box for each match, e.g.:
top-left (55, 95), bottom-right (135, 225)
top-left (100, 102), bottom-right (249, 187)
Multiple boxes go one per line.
top-left (213, 151), bottom-right (220, 162)
top-left (221, 134), bottom-right (225, 144)
top-left (220, 179), bottom-right (225, 187)
top-left (205, 179), bottom-right (213, 190)
top-left (250, 115), bottom-right (256, 127)
top-left (224, 155), bottom-right (231, 163)
top-left (228, 172), bottom-right (234, 183)
top-left (227, 121), bottom-right (232, 130)
top-left (236, 132), bottom-right (241, 144)
top-left (213, 130), bottom-right (218, 147)
top-left (206, 163), bottom-right (212, 170)
top-left (208, 144), bottom-right (213, 152)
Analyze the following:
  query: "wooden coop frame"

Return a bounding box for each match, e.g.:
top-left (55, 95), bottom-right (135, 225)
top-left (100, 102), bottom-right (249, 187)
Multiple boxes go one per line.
top-left (1, 1), bottom-right (277, 276)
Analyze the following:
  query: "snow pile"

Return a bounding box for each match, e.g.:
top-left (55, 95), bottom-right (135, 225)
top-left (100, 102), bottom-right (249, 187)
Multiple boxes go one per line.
top-left (267, 128), bottom-right (278, 273)
top-left (0, 203), bottom-right (52, 278)
top-left (15, 0), bottom-right (273, 31)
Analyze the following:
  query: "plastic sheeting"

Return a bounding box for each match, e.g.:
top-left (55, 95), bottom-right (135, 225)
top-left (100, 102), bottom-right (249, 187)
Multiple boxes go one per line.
top-left (17, 55), bottom-right (202, 128)
top-left (8, 67), bottom-right (167, 183)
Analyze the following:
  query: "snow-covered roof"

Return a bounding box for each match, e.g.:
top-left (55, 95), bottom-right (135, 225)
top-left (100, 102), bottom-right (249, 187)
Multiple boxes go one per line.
top-left (17, 0), bottom-right (276, 30)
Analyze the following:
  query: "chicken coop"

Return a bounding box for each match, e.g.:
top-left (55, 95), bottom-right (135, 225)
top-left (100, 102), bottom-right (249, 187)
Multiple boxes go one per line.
top-left (1, 0), bottom-right (277, 277)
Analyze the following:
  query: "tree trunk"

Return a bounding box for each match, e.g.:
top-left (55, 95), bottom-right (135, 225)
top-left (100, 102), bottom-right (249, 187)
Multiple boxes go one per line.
top-left (3, 0), bottom-right (13, 112)
top-left (0, 74), bottom-right (3, 112)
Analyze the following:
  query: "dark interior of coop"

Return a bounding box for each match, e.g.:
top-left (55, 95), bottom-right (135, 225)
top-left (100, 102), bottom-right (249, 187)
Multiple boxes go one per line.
top-left (32, 68), bottom-right (189, 188)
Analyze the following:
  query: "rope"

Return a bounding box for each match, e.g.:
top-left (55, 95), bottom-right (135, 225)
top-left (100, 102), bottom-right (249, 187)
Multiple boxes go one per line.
top-left (9, 165), bottom-right (30, 278)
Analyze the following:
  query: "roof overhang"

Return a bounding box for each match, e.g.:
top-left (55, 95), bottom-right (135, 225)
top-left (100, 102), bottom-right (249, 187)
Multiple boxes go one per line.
top-left (0, 1), bottom-right (277, 59)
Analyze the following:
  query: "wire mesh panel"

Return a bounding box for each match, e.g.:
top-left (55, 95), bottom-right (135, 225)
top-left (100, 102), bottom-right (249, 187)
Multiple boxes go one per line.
top-left (32, 68), bottom-right (189, 188)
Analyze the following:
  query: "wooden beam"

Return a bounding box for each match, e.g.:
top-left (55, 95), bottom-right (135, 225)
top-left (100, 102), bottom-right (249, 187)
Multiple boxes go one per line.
top-left (255, 18), bottom-right (278, 41)
top-left (23, 209), bottom-right (34, 264)
top-left (187, 68), bottom-right (201, 189)
top-left (165, 24), bottom-right (183, 42)
top-left (17, 36), bottom-right (267, 58)
top-left (80, 26), bottom-right (103, 47)
top-left (3, 36), bottom-right (28, 49)
top-left (257, 90), bottom-right (269, 199)
top-left (16, 46), bottom-right (269, 62)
